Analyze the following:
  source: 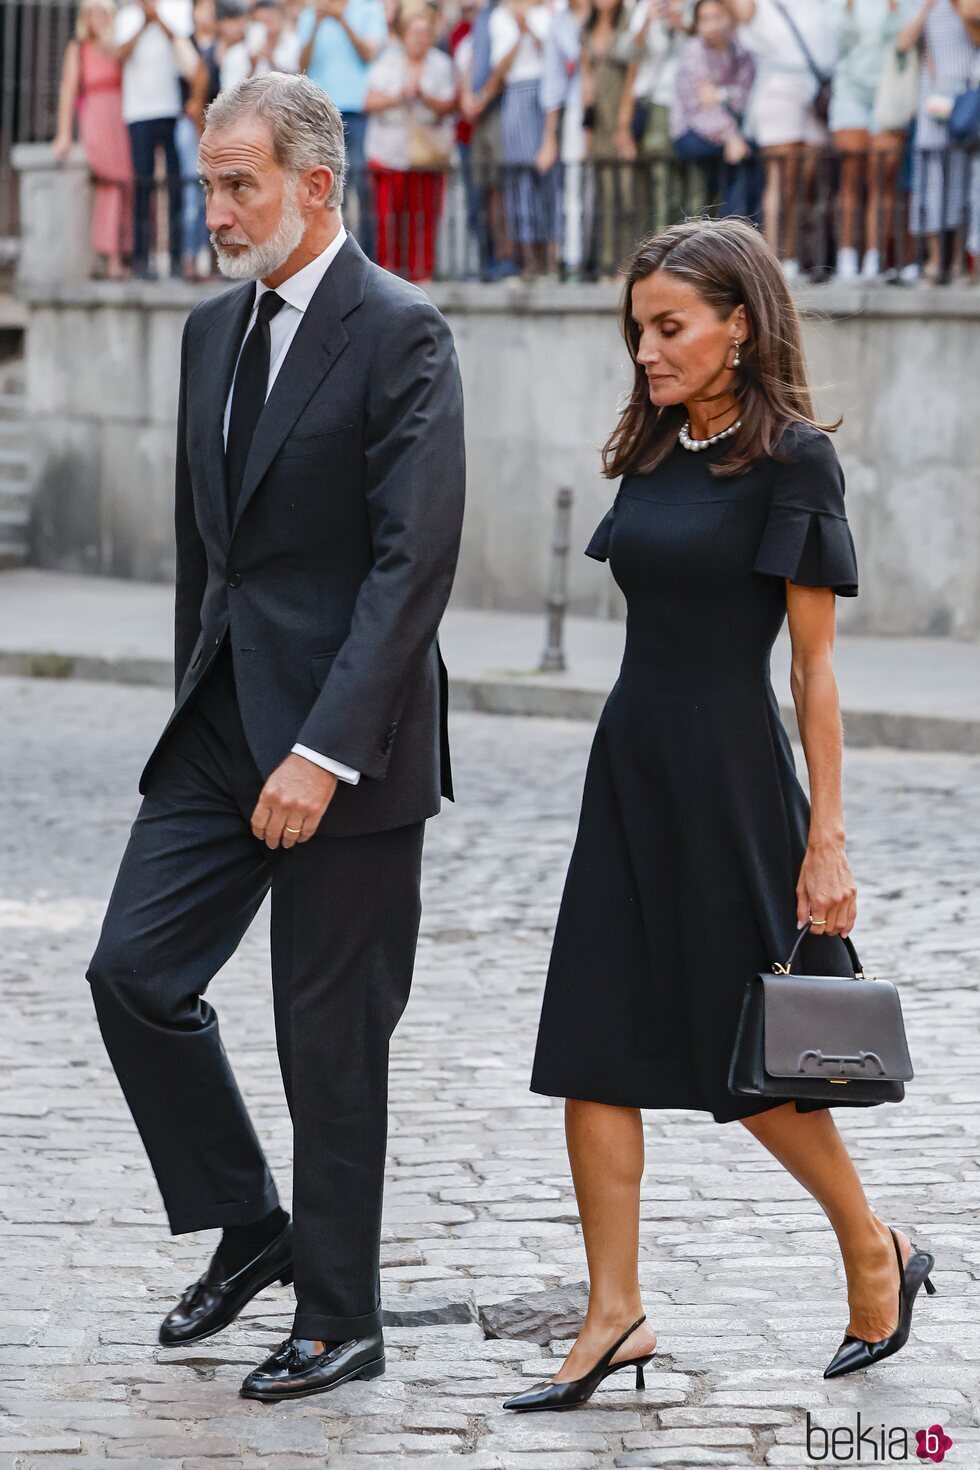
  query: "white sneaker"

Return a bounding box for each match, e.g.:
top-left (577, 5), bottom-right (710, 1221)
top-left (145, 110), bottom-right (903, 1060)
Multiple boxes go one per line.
top-left (898, 261), bottom-right (920, 284)
top-left (781, 257), bottom-right (800, 281)
top-left (861, 248), bottom-right (881, 279)
top-left (835, 246), bottom-right (859, 280)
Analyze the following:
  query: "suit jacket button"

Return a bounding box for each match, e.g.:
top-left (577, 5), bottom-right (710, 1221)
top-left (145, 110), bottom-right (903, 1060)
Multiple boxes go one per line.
top-left (227, 571), bottom-right (242, 588)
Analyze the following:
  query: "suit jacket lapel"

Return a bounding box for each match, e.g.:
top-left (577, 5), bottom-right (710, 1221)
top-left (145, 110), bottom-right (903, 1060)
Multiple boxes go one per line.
top-left (194, 282), bottom-right (254, 547)
top-left (230, 234), bottom-right (369, 537)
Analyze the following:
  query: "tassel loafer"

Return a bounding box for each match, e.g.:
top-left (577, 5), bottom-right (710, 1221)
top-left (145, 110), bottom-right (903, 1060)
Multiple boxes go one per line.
top-left (240, 1332), bottom-right (386, 1401)
top-left (158, 1222), bottom-right (293, 1347)
top-left (502, 1313), bottom-right (655, 1412)
top-left (823, 1224), bottom-right (937, 1380)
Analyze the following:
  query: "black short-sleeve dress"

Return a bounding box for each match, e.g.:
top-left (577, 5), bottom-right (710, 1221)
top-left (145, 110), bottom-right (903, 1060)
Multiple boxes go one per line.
top-left (529, 423), bottom-right (870, 1125)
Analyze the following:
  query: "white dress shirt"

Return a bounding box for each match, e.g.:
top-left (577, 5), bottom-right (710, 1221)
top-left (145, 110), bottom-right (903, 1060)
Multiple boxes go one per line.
top-left (222, 224), bottom-right (361, 787)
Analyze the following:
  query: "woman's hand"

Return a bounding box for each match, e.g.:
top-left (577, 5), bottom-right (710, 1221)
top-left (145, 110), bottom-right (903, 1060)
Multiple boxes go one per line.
top-left (723, 132), bottom-right (750, 164)
top-left (536, 133), bottom-right (559, 173)
top-left (52, 132), bottom-right (73, 163)
top-left (615, 124), bottom-right (638, 160)
top-left (796, 840), bottom-right (857, 938)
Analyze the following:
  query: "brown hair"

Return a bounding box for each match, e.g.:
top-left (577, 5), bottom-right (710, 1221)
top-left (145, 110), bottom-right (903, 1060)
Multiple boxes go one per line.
top-left (602, 217), bottom-right (840, 481)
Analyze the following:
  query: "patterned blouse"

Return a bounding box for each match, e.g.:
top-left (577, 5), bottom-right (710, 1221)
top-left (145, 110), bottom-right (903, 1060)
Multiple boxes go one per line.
top-left (669, 34), bottom-right (756, 144)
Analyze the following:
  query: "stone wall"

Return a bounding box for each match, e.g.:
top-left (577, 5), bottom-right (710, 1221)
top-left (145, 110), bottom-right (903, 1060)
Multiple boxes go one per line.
top-left (15, 146), bottom-right (979, 636)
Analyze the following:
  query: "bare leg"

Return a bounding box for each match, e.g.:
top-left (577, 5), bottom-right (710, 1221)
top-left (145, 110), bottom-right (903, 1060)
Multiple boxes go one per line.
top-left (761, 145), bottom-right (803, 262)
top-left (834, 130), bottom-right (869, 252)
top-left (867, 133), bottom-right (904, 257)
top-left (760, 149), bottom-right (786, 257)
top-left (552, 1099), bottom-right (658, 1382)
top-left (740, 1102), bottom-right (910, 1342)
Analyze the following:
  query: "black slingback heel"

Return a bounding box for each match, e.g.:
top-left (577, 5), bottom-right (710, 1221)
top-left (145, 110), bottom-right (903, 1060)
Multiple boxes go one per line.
top-left (824, 1225), bottom-right (937, 1380)
top-left (502, 1314), bottom-right (655, 1412)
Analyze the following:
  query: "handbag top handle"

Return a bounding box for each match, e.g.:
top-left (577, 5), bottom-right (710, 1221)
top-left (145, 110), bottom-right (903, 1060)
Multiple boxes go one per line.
top-left (776, 920), bottom-right (870, 979)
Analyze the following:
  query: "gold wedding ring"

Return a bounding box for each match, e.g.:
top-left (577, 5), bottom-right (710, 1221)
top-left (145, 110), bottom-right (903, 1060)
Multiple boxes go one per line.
top-left (810, 917), bottom-right (827, 925)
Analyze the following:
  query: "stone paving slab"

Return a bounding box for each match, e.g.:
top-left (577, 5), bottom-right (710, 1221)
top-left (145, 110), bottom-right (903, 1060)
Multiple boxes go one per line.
top-left (0, 676), bottom-right (978, 1467)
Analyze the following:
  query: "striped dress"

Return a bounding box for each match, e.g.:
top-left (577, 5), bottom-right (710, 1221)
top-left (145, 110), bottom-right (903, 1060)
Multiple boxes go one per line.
top-left (909, 0), bottom-right (978, 236)
top-left (492, 4), bottom-right (561, 245)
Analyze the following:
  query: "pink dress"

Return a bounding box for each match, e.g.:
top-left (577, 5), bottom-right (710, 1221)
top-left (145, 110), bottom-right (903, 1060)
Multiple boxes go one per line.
top-left (77, 41), bottom-right (134, 257)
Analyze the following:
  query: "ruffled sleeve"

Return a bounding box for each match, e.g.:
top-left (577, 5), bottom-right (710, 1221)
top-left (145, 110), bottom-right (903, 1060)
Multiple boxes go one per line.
top-left (584, 487), bottom-right (621, 563)
top-left (753, 427), bottom-right (859, 596)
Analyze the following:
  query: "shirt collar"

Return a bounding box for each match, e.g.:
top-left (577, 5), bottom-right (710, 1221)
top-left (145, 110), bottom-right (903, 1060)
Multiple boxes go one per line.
top-left (254, 223), bottom-right (348, 315)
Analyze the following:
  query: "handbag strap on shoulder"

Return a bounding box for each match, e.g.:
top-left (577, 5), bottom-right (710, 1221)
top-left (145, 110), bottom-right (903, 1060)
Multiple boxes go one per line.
top-left (771, 0), bottom-right (832, 88)
top-left (779, 920), bottom-right (866, 978)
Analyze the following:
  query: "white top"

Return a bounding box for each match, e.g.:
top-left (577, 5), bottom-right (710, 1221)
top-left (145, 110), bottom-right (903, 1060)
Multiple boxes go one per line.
top-left (454, 30), bottom-right (473, 87)
top-left (114, 0), bottom-right (193, 123)
top-left (738, 0), bottom-right (836, 76)
top-left (628, 3), bottom-right (687, 108)
top-left (489, 4), bottom-right (551, 85)
top-left (364, 44), bottom-right (456, 171)
top-left (221, 224), bottom-right (361, 786)
top-left (220, 24), bottom-right (303, 91)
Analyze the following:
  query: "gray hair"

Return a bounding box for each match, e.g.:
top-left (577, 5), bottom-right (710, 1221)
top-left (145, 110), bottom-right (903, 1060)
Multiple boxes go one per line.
top-left (205, 73), bottom-right (346, 210)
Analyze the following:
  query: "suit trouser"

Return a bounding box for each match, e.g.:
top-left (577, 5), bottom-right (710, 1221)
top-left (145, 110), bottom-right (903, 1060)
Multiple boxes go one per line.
top-left (86, 640), bottom-right (424, 1339)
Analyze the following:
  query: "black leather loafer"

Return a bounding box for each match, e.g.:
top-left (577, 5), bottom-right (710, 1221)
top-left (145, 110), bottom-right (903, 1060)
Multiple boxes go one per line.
top-left (158, 1222), bottom-right (293, 1347)
top-left (239, 1332), bottom-right (386, 1401)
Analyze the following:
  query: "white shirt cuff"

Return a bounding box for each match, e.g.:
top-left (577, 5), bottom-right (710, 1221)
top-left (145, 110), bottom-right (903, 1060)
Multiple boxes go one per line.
top-left (291, 744), bottom-right (361, 785)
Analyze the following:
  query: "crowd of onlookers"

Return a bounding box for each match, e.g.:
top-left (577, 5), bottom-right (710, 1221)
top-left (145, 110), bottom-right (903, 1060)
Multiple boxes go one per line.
top-left (53, 0), bottom-right (980, 284)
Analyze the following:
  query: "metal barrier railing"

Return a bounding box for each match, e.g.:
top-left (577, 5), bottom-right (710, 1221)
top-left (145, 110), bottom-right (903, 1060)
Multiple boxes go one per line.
top-left (83, 143), bottom-right (977, 285)
top-left (1, 0), bottom-right (78, 246)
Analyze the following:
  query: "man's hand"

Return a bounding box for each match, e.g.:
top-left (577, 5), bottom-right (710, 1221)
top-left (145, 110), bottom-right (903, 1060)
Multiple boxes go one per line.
top-left (723, 133), bottom-right (750, 164)
top-left (251, 754), bottom-right (339, 849)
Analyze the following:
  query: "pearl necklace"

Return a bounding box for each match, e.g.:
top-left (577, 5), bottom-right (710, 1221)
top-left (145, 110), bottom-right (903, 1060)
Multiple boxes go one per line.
top-left (678, 418), bottom-right (741, 452)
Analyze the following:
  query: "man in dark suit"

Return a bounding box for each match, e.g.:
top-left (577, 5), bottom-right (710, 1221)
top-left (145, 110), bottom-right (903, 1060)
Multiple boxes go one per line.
top-left (85, 72), bottom-right (465, 1401)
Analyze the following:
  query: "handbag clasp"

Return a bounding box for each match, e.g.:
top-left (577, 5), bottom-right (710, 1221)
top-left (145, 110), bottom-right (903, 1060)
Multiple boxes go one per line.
top-left (797, 1048), bottom-right (886, 1077)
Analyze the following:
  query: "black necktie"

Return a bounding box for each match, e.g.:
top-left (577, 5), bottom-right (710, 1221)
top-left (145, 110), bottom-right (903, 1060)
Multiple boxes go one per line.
top-left (225, 289), bottom-right (286, 525)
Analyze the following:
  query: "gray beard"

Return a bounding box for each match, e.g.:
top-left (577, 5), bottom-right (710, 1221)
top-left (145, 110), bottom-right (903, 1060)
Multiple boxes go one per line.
top-left (211, 184), bottom-right (306, 281)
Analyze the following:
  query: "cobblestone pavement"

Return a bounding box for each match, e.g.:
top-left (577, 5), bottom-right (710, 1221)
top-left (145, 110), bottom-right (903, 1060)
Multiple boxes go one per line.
top-left (1, 676), bottom-right (978, 1470)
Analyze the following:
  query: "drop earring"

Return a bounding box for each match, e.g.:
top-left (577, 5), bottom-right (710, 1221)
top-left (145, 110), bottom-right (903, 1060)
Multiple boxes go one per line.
top-left (732, 339), bottom-right (741, 369)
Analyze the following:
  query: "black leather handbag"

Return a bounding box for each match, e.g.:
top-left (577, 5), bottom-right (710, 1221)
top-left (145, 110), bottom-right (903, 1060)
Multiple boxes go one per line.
top-left (728, 922), bottom-right (912, 1104)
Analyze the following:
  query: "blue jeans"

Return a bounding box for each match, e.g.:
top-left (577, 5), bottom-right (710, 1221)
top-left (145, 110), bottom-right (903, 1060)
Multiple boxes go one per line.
top-left (128, 116), bottom-right (182, 273)
top-left (175, 115), bottom-right (209, 261)
top-left (672, 129), bottom-right (760, 222)
top-left (342, 111), bottom-right (375, 262)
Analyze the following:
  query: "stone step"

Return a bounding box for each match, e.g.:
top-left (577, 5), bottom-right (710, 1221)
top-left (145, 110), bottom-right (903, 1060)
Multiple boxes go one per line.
top-left (0, 447), bottom-right (29, 481)
top-left (0, 507), bottom-right (30, 536)
top-left (0, 392), bottom-right (25, 421)
top-left (0, 540), bottom-right (29, 569)
top-left (0, 479), bottom-right (30, 514)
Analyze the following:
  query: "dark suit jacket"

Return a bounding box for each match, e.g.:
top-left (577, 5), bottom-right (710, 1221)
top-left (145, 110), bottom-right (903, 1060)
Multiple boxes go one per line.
top-left (139, 233), bottom-right (466, 838)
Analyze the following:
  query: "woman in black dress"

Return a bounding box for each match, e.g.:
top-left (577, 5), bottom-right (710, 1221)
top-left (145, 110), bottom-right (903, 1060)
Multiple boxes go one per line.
top-left (504, 218), bottom-right (935, 1411)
